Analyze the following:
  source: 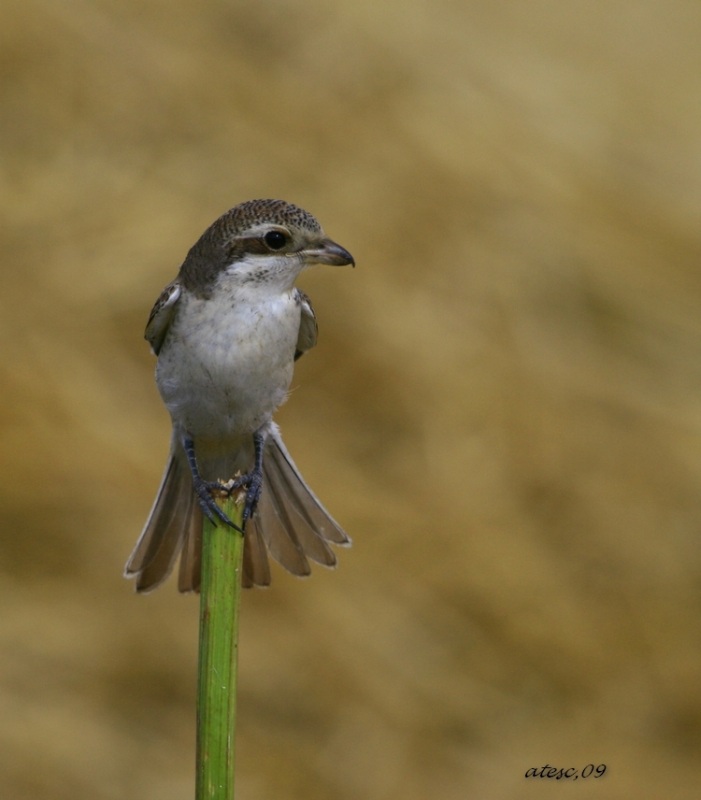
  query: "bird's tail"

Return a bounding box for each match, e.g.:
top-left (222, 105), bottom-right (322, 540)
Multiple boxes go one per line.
top-left (124, 425), bottom-right (350, 592)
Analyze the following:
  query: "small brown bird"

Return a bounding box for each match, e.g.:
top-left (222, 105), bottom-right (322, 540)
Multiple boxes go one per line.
top-left (124, 200), bottom-right (353, 591)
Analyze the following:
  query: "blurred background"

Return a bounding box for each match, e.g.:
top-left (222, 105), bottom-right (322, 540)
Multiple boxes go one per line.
top-left (2, 1), bottom-right (701, 798)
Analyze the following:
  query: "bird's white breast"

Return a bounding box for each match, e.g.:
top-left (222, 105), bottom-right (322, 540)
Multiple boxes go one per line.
top-left (156, 280), bottom-right (301, 440)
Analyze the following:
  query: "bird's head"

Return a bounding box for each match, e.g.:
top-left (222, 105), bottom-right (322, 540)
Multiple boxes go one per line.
top-left (180, 199), bottom-right (354, 296)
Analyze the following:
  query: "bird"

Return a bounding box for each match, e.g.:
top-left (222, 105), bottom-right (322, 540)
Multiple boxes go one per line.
top-left (124, 199), bottom-right (354, 592)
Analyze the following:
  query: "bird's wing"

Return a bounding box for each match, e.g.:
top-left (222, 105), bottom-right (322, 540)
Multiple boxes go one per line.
top-left (145, 280), bottom-right (181, 355)
top-left (294, 289), bottom-right (318, 360)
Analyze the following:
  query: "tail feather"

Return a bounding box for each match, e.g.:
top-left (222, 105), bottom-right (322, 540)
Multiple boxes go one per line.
top-left (254, 478), bottom-right (311, 577)
top-left (264, 456), bottom-right (336, 567)
top-left (125, 452), bottom-right (192, 592)
top-left (177, 499), bottom-right (202, 592)
top-left (125, 426), bottom-right (349, 592)
top-left (241, 522), bottom-right (271, 588)
top-left (266, 428), bottom-right (350, 546)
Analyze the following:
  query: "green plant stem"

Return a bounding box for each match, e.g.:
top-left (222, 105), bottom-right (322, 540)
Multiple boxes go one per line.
top-left (196, 494), bottom-right (245, 800)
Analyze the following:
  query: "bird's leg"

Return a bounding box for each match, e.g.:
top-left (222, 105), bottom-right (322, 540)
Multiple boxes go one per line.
top-left (181, 433), bottom-right (242, 532)
top-left (226, 430), bottom-right (266, 528)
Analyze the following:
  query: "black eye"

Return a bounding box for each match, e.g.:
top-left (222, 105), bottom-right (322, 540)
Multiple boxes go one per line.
top-left (263, 230), bottom-right (288, 250)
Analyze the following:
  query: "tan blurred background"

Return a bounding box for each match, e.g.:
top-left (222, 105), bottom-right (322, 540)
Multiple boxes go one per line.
top-left (2, 1), bottom-right (701, 798)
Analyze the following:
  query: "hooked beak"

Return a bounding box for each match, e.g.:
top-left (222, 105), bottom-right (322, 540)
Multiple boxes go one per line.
top-left (303, 238), bottom-right (355, 267)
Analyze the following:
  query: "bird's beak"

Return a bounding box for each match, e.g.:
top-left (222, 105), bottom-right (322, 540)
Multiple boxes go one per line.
top-left (303, 238), bottom-right (355, 267)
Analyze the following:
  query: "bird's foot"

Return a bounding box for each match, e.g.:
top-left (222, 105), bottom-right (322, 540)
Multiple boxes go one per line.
top-left (222, 467), bottom-right (263, 528)
top-left (193, 476), bottom-right (243, 532)
top-left (183, 430), bottom-right (265, 532)
top-left (222, 429), bottom-right (266, 528)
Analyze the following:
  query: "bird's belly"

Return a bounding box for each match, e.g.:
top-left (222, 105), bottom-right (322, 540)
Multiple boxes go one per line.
top-left (156, 291), bottom-right (300, 439)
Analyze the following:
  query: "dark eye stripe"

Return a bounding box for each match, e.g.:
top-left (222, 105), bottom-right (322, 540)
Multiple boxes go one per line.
top-left (225, 232), bottom-right (291, 259)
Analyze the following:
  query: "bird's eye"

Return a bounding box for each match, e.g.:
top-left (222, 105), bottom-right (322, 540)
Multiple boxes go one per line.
top-left (263, 230), bottom-right (288, 250)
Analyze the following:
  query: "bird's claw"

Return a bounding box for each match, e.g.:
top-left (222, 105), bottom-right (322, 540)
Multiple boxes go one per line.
top-left (183, 431), bottom-right (265, 533)
top-left (227, 469), bottom-right (263, 527)
top-left (193, 477), bottom-right (243, 532)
